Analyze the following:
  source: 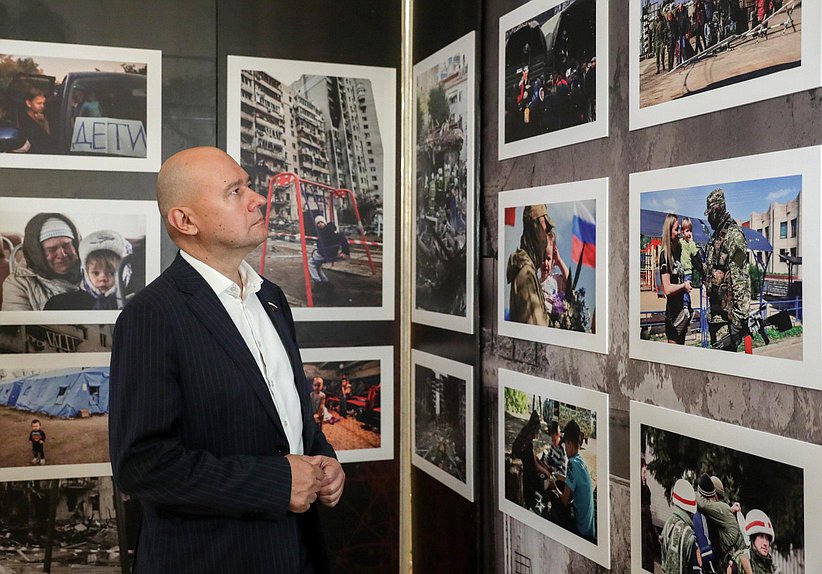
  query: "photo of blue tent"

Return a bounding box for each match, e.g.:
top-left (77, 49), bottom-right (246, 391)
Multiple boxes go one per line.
top-left (0, 367), bottom-right (109, 418)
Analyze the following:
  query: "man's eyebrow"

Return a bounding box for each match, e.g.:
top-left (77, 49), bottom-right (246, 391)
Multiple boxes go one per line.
top-left (223, 177), bottom-right (245, 192)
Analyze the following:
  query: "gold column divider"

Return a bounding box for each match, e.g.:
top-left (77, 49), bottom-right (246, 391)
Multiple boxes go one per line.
top-left (399, 0), bottom-right (414, 572)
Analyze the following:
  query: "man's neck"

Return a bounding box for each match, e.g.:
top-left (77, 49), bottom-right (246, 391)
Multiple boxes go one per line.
top-left (179, 244), bottom-right (246, 286)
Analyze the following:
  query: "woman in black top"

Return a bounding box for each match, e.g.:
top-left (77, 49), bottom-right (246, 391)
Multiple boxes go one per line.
top-left (659, 213), bottom-right (692, 344)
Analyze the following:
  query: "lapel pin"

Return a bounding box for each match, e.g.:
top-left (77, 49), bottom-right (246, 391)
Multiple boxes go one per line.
top-left (268, 301), bottom-right (279, 312)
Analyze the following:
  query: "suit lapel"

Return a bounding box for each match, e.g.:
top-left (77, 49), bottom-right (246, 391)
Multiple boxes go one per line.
top-left (256, 282), bottom-right (313, 449)
top-left (168, 254), bottom-right (287, 438)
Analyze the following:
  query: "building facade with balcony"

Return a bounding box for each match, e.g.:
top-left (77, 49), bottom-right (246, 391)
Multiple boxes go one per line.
top-left (748, 193), bottom-right (801, 278)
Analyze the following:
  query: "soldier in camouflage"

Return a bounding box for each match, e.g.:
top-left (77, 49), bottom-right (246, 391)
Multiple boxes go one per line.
top-left (507, 205), bottom-right (554, 326)
top-left (704, 189), bottom-right (750, 351)
top-left (661, 479), bottom-right (703, 574)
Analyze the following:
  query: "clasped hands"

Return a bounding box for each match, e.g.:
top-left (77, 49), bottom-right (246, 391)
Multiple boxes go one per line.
top-left (286, 454), bottom-right (345, 513)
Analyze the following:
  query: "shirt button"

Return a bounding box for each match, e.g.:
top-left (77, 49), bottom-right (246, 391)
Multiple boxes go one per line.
top-left (284, 421), bottom-right (289, 426)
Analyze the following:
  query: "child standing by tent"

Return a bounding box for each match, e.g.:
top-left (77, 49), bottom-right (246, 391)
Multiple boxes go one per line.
top-left (29, 419), bottom-right (46, 465)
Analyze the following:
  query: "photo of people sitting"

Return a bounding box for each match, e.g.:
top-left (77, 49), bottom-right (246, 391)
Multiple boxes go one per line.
top-left (504, 389), bottom-right (598, 543)
top-left (302, 360), bottom-right (382, 453)
top-left (1, 212), bottom-right (146, 312)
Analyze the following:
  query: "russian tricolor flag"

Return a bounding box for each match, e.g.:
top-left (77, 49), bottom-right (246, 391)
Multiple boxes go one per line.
top-left (572, 203), bottom-right (596, 269)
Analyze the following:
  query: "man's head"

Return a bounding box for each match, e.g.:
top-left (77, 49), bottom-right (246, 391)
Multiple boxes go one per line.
top-left (315, 215), bottom-right (327, 230)
top-left (710, 475), bottom-right (726, 500)
top-left (671, 478), bottom-right (697, 515)
top-left (745, 509), bottom-right (774, 557)
top-left (697, 473), bottom-right (717, 500)
top-left (22, 214), bottom-right (81, 280)
top-left (562, 419), bottom-right (581, 456)
top-left (705, 188), bottom-right (727, 228)
top-left (521, 204), bottom-right (554, 267)
top-left (156, 147), bottom-right (267, 262)
top-left (31, 419), bottom-right (40, 430)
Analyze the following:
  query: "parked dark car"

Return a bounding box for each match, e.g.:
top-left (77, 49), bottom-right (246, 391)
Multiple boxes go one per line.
top-left (1, 71), bottom-right (147, 156)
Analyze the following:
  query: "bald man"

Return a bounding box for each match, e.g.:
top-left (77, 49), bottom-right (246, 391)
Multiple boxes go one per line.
top-left (109, 147), bottom-right (343, 574)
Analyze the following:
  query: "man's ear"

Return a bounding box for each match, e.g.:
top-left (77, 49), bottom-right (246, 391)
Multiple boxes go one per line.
top-left (167, 207), bottom-right (198, 237)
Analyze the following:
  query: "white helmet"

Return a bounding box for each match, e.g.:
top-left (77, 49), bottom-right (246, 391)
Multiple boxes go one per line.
top-left (672, 478), bottom-right (697, 513)
top-left (745, 509), bottom-right (775, 541)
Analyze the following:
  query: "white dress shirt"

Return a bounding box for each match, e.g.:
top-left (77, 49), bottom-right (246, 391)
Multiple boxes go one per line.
top-left (180, 250), bottom-right (304, 454)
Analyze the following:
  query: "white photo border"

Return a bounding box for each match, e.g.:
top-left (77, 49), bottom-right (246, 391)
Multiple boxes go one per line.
top-left (411, 349), bottom-right (475, 501)
top-left (226, 56), bottom-right (396, 322)
top-left (0, 197), bottom-right (162, 325)
top-left (299, 345), bottom-right (394, 464)
top-left (0, 353), bottom-right (112, 482)
top-left (498, 368), bottom-right (610, 568)
top-left (411, 31), bottom-right (476, 334)
top-left (629, 1), bottom-right (822, 130)
top-left (628, 147), bottom-right (821, 387)
top-left (497, 0), bottom-right (609, 160)
top-left (497, 177), bottom-right (609, 353)
top-left (630, 400), bottom-right (822, 573)
top-left (0, 39), bottom-right (162, 172)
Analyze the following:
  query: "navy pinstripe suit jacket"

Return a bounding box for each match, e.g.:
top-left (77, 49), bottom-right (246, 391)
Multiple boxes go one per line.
top-left (109, 253), bottom-right (335, 573)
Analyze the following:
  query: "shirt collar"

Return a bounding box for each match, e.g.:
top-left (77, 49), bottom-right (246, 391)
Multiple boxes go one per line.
top-left (180, 250), bottom-right (262, 300)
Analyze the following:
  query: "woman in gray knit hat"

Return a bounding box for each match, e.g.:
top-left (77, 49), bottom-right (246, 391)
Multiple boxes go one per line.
top-left (1, 213), bottom-right (81, 310)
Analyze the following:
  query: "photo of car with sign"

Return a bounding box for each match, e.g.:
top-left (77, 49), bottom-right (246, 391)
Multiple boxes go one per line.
top-left (0, 40), bottom-right (161, 172)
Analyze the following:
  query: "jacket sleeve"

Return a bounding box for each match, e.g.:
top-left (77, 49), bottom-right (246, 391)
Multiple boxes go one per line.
top-left (1, 275), bottom-right (33, 310)
top-left (108, 296), bottom-right (293, 520)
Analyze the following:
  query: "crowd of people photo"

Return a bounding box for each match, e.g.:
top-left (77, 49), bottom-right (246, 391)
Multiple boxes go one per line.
top-left (647, 0), bottom-right (786, 75)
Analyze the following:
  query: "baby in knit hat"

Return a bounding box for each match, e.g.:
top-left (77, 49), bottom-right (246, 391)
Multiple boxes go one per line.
top-left (45, 230), bottom-right (132, 310)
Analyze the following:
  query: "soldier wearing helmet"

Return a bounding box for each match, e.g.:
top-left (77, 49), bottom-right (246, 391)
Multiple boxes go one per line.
top-left (728, 510), bottom-right (781, 574)
top-left (704, 188), bottom-right (750, 351)
top-left (661, 478), bottom-right (702, 574)
top-left (506, 204), bottom-right (554, 326)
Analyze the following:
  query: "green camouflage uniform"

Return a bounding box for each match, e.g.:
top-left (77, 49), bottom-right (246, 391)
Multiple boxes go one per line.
top-left (697, 493), bottom-right (747, 567)
top-left (731, 547), bottom-right (781, 574)
top-left (704, 189), bottom-right (750, 351)
top-left (661, 506), bottom-right (697, 574)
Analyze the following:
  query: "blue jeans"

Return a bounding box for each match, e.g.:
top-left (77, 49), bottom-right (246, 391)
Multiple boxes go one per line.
top-left (683, 273), bottom-right (692, 310)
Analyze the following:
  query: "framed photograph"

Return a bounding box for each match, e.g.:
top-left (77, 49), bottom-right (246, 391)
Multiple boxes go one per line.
top-left (498, 178), bottom-right (608, 353)
top-left (0, 197), bottom-right (161, 325)
top-left (299, 346), bottom-right (393, 464)
top-left (0, 323), bottom-right (114, 356)
top-left (498, 368), bottom-right (610, 568)
top-left (226, 56), bottom-right (396, 322)
top-left (630, 1), bottom-right (822, 130)
top-left (498, 0), bottom-right (608, 159)
top-left (629, 147), bottom-right (821, 387)
top-left (411, 349), bottom-right (474, 501)
top-left (631, 400), bottom-right (822, 573)
top-left (412, 31), bottom-right (476, 334)
top-left (0, 39), bottom-right (161, 171)
top-left (0, 354), bottom-right (112, 482)
top-left (0, 476), bottom-right (129, 570)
